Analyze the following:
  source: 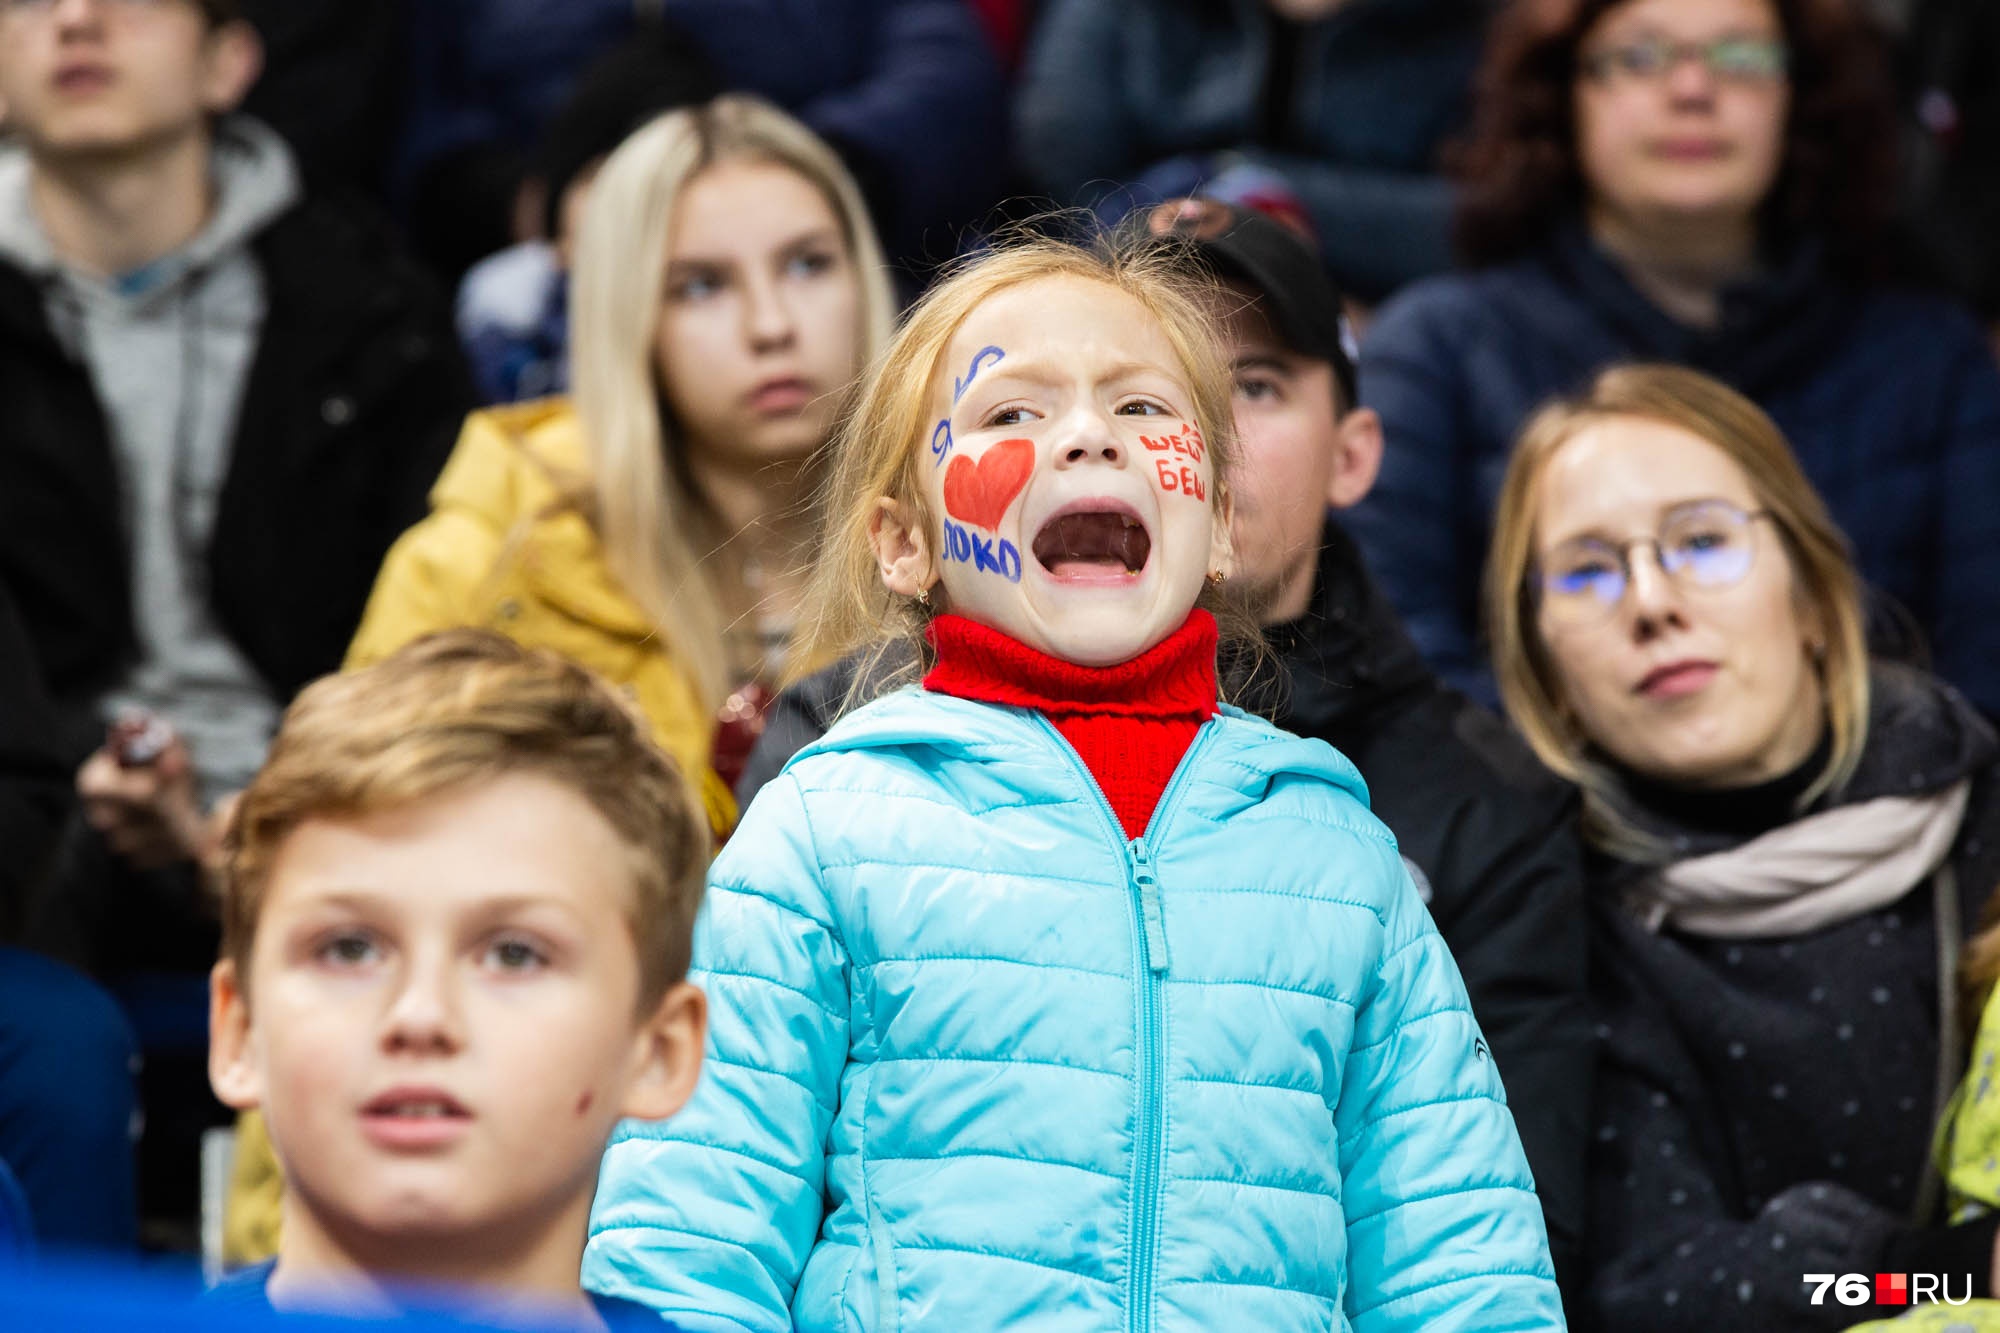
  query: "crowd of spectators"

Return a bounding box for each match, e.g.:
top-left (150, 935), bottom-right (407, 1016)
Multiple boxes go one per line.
top-left (0, 0), bottom-right (1997, 1329)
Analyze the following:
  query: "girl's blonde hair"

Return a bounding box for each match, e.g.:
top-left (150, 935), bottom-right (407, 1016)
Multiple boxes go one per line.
top-left (798, 229), bottom-right (1247, 699)
top-left (1483, 363), bottom-right (1870, 859)
top-left (568, 94), bottom-right (897, 714)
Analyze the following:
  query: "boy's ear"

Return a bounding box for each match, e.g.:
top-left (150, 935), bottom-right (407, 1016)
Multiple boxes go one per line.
top-left (870, 498), bottom-right (936, 599)
top-left (198, 21), bottom-right (264, 116)
top-left (208, 958), bottom-right (264, 1112)
top-left (1326, 408), bottom-right (1383, 510)
top-left (619, 982), bottom-right (707, 1123)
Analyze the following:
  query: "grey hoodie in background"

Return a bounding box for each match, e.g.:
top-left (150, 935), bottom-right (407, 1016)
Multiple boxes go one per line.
top-left (0, 116), bottom-right (301, 803)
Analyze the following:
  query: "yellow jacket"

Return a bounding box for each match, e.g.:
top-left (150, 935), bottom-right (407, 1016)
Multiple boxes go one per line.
top-left (345, 397), bottom-right (735, 832)
top-left (224, 399), bottom-right (733, 1268)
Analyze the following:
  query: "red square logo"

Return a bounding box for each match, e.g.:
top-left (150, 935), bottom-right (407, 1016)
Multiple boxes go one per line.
top-left (1876, 1273), bottom-right (1908, 1305)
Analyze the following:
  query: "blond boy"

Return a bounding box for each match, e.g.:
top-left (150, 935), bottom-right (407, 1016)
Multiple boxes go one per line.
top-left (207, 630), bottom-right (707, 1329)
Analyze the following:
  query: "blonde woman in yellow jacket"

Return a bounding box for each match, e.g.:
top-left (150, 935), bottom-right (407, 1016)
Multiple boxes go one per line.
top-left (342, 397), bottom-right (738, 832)
top-left (221, 93), bottom-right (896, 1266)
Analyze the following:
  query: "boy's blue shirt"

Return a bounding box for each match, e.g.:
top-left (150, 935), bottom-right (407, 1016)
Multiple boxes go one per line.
top-left (208, 1259), bottom-right (677, 1330)
top-left (586, 688), bottom-right (1566, 1332)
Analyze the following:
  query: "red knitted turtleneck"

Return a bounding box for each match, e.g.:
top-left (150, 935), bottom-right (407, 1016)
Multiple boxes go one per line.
top-left (923, 610), bottom-right (1219, 838)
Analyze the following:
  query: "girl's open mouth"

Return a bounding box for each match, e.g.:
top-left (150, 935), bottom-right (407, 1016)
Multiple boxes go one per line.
top-left (1032, 507), bottom-right (1151, 581)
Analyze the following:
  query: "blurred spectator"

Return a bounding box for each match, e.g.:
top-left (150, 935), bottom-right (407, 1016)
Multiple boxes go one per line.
top-left (966, 0), bottom-right (1033, 69)
top-left (1014, 0), bottom-right (1491, 303)
top-left (236, 0), bottom-right (403, 200)
top-left (220, 97), bottom-right (896, 1262)
top-left (401, 0), bottom-right (1006, 282)
top-left (1879, 0), bottom-right (2000, 326)
top-left (353, 95), bottom-right (895, 831)
top-left (0, 579), bottom-right (139, 1256)
top-left (0, 0), bottom-right (470, 971)
top-left (456, 30), bottom-right (722, 405)
top-left (1348, 0), bottom-right (2000, 713)
top-left (0, 948), bottom-right (140, 1254)
top-left (1485, 365), bottom-right (2000, 1332)
top-left (0, 583), bottom-right (66, 938)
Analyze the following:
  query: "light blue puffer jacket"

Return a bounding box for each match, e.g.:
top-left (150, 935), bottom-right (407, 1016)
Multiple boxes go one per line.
top-left (584, 688), bottom-right (1563, 1332)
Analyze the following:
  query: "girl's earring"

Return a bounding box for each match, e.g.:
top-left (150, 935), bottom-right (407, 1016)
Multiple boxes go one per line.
top-left (1207, 569), bottom-right (1226, 588)
top-left (916, 585), bottom-right (931, 607)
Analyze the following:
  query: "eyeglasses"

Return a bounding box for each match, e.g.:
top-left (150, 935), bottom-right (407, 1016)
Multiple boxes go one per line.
top-left (1534, 499), bottom-right (1775, 628)
top-left (1579, 36), bottom-right (1789, 85)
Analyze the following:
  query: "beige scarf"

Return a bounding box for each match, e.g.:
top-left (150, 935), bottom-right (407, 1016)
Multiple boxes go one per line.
top-left (1626, 780), bottom-right (1970, 938)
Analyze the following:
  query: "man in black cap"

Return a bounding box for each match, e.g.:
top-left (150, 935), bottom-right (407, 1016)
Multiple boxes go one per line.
top-left (740, 200), bottom-right (1592, 1308)
top-left (1138, 199), bottom-right (1590, 1302)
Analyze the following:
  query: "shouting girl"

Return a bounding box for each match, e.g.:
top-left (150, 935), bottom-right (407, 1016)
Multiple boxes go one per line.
top-left (583, 235), bottom-right (1564, 1333)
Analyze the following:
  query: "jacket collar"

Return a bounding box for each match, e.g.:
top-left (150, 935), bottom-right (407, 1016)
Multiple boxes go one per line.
top-left (1535, 217), bottom-right (1853, 392)
top-left (788, 677), bottom-right (1369, 806)
top-left (1252, 517), bottom-right (1434, 740)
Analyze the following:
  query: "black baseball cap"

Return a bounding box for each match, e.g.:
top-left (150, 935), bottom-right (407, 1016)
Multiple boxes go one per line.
top-left (1128, 197), bottom-right (1357, 407)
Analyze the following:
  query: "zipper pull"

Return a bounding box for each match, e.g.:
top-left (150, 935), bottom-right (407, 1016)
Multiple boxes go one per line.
top-left (1130, 838), bottom-right (1171, 975)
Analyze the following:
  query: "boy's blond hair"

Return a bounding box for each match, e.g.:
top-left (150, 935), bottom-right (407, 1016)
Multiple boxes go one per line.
top-left (221, 630), bottom-right (711, 1007)
top-left (797, 228), bottom-right (1250, 699)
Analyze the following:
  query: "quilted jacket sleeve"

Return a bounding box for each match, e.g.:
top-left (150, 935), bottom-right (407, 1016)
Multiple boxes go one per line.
top-left (584, 775), bottom-right (849, 1331)
top-left (1336, 846), bottom-right (1566, 1333)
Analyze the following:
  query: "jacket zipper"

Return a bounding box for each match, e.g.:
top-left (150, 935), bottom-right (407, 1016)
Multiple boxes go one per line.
top-left (1032, 715), bottom-right (1215, 1333)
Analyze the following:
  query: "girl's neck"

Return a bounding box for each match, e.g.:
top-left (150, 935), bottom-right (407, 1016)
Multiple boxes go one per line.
top-left (29, 132), bottom-right (214, 279)
top-left (267, 1194), bottom-right (601, 1328)
top-left (1586, 201), bottom-right (1760, 330)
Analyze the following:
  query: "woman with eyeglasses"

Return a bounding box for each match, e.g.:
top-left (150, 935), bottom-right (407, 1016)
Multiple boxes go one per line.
top-left (1484, 363), bottom-right (2000, 1331)
top-left (1346, 0), bottom-right (2000, 722)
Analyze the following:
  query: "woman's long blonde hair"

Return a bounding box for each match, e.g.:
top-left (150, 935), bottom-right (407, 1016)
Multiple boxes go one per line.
top-left (1483, 364), bottom-right (1871, 859)
top-left (568, 94), bottom-right (897, 714)
top-left (797, 229), bottom-right (1249, 700)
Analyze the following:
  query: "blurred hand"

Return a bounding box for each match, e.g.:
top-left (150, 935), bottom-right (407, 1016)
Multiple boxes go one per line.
top-left (77, 736), bottom-right (214, 873)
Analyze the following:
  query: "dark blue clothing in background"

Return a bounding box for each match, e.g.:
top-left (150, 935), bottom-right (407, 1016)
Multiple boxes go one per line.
top-left (1350, 221), bottom-right (2000, 713)
top-left (1015, 0), bottom-right (1487, 301)
top-left (0, 948), bottom-right (138, 1252)
top-left (209, 1261), bottom-right (681, 1330)
top-left (401, 0), bottom-right (1006, 261)
top-left (0, 1253), bottom-right (676, 1330)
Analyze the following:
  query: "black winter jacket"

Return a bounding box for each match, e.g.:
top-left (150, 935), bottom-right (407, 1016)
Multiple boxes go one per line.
top-left (1584, 663), bottom-right (2000, 1332)
top-left (0, 197), bottom-right (472, 759)
top-left (0, 580), bottom-right (69, 935)
top-left (738, 518), bottom-right (1596, 1302)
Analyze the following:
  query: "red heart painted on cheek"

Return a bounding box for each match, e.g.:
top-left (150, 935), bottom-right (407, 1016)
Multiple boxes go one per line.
top-left (942, 437), bottom-right (1035, 531)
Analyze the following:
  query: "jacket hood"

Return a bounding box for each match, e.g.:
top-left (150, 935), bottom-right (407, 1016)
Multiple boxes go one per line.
top-left (790, 682), bottom-right (1372, 807)
top-left (0, 115), bottom-right (298, 283)
top-left (1251, 518), bottom-right (1435, 739)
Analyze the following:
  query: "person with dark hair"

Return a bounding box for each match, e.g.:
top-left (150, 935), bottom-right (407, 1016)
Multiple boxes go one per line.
top-left (1346, 0), bottom-right (2000, 713)
top-left (1014, 0), bottom-right (1491, 305)
top-left (399, 0), bottom-right (1007, 281)
top-left (454, 30), bottom-right (722, 404)
top-left (234, 0), bottom-right (403, 199)
top-left (0, 0), bottom-right (470, 966)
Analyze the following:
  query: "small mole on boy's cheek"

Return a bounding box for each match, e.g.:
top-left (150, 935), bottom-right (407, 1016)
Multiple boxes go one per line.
top-left (575, 1091), bottom-right (594, 1116)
